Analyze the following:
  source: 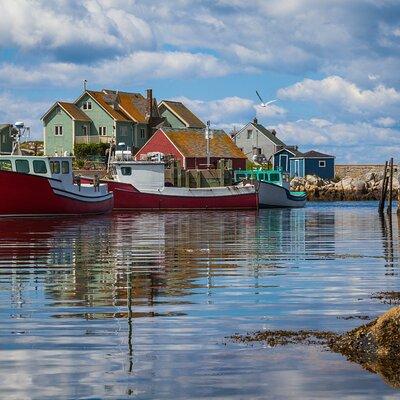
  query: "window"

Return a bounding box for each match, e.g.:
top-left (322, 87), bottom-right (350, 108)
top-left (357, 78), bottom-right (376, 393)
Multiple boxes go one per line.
top-left (54, 125), bottom-right (63, 136)
top-left (62, 161), bottom-right (70, 174)
top-left (269, 173), bottom-right (280, 182)
top-left (0, 160), bottom-right (12, 171)
top-left (121, 166), bottom-right (132, 176)
top-left (2, 134), bottom-right (6, 144)
top-left (15, 159), bottom-right (30, 173)
top-left (82, 125), bottom-right (88, 135)
top-left (247, 129), bottom-right (253, 139)
top-left (33, 160), bottom-right (47, 174)
top-left (82, 101), bottom-right (92, 110)
top-left (99, 126), bottom-right (107, 136)
top-left (50, 161), bottom-right (60, 174)
top-left (319, 160), bottom-right (326, 168)
top-left (140, 128), bottom-right (145, 139)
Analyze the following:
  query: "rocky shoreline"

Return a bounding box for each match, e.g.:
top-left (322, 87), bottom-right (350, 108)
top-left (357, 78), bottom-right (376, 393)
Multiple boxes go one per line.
top-left (291, 172), bottom-right (398, 201)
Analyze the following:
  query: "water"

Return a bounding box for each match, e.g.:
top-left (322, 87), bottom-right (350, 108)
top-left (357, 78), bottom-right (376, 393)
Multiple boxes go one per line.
top-left (0, 202), bottom-right (399, 399)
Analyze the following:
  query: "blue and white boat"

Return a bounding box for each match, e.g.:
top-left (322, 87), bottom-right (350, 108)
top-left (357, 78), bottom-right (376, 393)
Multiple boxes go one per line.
top-left (234, 168), bottom-right (307, 208)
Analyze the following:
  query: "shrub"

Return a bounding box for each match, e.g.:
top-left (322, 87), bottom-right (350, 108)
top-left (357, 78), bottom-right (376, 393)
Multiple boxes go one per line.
top-left (74, 143), bottom-right (110, 159)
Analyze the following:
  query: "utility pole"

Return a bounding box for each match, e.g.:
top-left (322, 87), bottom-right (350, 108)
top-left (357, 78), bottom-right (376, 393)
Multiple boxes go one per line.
top-left (205, 120), bottom-right (212, 168)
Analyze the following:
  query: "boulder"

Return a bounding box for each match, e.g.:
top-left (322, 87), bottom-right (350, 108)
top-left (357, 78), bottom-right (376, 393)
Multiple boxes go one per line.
top-left (352, 179), bottom-right (367, 193)
top-left (330, 306), bottom-right (400, 388)
top-left (364, 172), bottom-right (376, 182)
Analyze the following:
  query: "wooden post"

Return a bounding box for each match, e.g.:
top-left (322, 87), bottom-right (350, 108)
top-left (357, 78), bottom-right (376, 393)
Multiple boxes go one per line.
top-left (387, 157), bottom-right (394, 214)
top-left (379, 161), bottom-right (388, 214)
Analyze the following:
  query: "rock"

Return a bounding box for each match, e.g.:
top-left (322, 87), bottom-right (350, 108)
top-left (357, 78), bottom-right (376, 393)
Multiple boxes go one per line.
top-left (330, 306), bottom-right (400, 388)
top-left (339, 178), bottom-right (353, 191)
top-left (365, 172), bottom-right (376, 182)
top-left (352, 179), bottom-right (367, 193)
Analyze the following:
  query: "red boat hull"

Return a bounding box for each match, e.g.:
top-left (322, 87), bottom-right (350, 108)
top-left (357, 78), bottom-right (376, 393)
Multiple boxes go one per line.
top-left (100, 180), bottom-right (258, 210)
top-left (0, 171), bottom-right (113, 216)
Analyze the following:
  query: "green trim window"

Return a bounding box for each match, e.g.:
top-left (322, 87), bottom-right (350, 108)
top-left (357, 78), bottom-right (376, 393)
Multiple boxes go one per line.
top-left (50, 161), bottom-right (61, 174)
top-left (140, 128), bottom-right (145, 139)
top-left (33, 160), bottom-right (47, 174)
top-left (15, 159), bottom-right (30, 173)
top-left (121, 167), bottom-right (132, 176)
top-left (62, 161), bottom-right (70, 174)
top-left (0, 160), bottom-right (12, 171)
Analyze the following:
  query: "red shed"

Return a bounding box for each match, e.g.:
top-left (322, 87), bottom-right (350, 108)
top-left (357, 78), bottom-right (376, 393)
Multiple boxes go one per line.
top-left (135, 128), bottom-right (247, 170)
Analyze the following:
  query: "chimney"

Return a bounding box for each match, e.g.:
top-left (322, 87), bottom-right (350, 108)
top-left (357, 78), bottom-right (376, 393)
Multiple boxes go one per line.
top-left (271, 129), bottom-right (276, 136)
top-left (146, 89), bottom-right (153, 118)
top-left (253, 117), bottom-right (258, 124)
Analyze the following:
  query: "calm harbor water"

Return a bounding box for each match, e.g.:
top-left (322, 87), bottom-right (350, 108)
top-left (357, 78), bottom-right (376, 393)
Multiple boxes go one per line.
top-left (0, 202), bottom-right (399, 399)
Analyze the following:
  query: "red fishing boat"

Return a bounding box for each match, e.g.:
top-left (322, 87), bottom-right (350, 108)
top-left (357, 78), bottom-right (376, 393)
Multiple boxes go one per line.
top-left (86, 160), bottom-right (257, 210)
top-left (0, 155), bottom-right (113, 216)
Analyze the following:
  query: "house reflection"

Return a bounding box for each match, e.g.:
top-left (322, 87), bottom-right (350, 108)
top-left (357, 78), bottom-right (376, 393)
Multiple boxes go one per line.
top-left (1, 208), bottom-right (339, 317)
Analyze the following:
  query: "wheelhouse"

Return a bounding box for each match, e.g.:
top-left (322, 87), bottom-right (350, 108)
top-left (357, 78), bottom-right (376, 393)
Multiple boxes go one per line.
top-left (234, 168), bottom-right (288, 186)
top-left (0, 156), bottom-right (73, 181)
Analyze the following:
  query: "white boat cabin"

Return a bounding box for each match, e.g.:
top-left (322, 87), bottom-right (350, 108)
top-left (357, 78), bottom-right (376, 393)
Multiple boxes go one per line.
top-left (0, 155), bottom-right (74, 182)
top-left (112, 161), bottom-right (166, 191)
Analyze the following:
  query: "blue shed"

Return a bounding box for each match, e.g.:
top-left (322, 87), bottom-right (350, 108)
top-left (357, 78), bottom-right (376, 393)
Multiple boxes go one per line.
top-left (273, 146), bottom-right (303, 174)
top-left (289, 150), bottom-right (335, 179)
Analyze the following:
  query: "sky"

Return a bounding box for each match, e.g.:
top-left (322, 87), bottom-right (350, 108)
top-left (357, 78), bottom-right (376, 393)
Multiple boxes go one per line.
top-left (0, 0), bottom-right (400, 163)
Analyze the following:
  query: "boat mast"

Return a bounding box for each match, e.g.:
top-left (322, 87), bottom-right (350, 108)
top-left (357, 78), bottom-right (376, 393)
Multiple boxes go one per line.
top-left (11, 122), bottom-right (30, 156)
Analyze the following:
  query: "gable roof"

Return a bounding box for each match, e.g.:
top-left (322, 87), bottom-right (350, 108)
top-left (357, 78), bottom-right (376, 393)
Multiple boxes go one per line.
top-left (159, 101), bottom-right (205, 128)
top-left (161, 128), bottom-right (246, 159)
top-left (102, 90), bottom-right (147, 123)
top-left (58, 102), bottom-right (91, 121)
top-left (252, 123), bottom-right (286, 146)
top-left (0, 124), bottom-right (11, 130)
top-left (302, 150), bottom-right (334, 158)
top-left (41, 101), bottom-right (92, 122)
top-left (86, 91), bottom-right (131, 122)
top-left (274, 146), bottom-right (304, 157)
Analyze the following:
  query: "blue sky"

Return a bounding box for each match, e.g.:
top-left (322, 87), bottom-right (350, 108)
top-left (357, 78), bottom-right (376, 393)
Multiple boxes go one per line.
top-left (1, 0), bottom-right (400, 162)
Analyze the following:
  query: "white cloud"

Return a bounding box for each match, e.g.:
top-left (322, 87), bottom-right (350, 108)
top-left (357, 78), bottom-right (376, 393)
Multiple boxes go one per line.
top-left (375, 117), bottom-right (397, 127)
top-left (278, 76), bottom-right (400, 115)
top-left (0, 92), bottom-right (47, 138)
top-left (272, 118), bottom-right (400, 163)
top-left (0, 51), bottom-right (232, 87)
top-left (172, 96), bottom-right (286, 128)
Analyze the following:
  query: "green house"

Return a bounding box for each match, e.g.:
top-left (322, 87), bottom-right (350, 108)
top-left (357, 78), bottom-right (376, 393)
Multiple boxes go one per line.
top-left (0, 124), bottom-right (14, 154)
top-left (42, 89), bottom-right (164, 156)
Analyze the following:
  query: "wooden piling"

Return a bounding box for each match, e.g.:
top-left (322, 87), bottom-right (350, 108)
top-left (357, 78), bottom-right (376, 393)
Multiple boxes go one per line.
top-left (387, 158), bottom-right (394, 214)
top-left (379, 161), bottom-right (388, 214)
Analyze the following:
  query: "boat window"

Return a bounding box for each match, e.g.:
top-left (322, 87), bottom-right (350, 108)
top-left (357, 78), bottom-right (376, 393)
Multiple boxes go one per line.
top-left (62, 161), bottom-right (70, 174)
top-left (50, 161), bottom-right (61, 174)
top-left (269, 173), bottom-right (280, 182)
top-left (121, 166), bottom-right (132, 176)
top-left (33, 160), bottom-right (47, 174)
top-left (0, 160), bottom-right (12, 171)
top-left (15, 159), bottom-right (30, 174)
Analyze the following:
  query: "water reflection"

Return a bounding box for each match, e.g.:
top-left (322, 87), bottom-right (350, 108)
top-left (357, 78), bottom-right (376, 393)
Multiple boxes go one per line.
top-left (0, 204), bottom-right (399, 399)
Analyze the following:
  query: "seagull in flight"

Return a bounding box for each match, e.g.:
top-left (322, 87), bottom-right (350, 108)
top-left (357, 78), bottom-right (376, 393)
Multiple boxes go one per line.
top-left (256, 90), bottom-right (277, 107)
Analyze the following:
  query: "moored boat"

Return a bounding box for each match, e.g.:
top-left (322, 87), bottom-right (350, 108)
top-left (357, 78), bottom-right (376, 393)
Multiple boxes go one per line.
top-left (234, 169), bottom-right (307, 208)
top-left (86, 160), bottom-right (258, 210)
top-left (0, 155), bottom-right (113, 216)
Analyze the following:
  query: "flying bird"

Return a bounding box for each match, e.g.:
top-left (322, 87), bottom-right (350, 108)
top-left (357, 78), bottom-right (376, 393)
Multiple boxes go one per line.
top-left (256, 90), bottom-right (277, 107)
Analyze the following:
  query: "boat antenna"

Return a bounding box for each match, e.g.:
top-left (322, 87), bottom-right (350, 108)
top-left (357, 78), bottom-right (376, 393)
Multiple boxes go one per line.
top-left (11, 122), bottom-right (30, 155)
